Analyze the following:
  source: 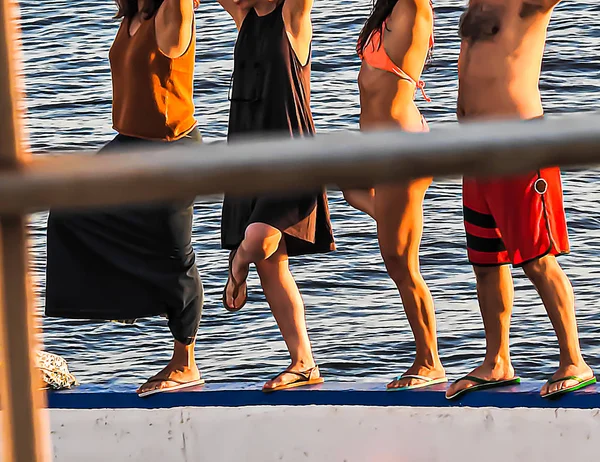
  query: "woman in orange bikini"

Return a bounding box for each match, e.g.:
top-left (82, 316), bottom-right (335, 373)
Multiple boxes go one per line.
top-left (345, 0), bottom-right (445, 390)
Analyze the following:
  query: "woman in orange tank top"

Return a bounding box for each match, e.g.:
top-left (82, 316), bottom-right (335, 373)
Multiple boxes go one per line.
top-left (345, 0), bottom-right (446, 391)
top-left (44, 0), bottom-right (204, 397)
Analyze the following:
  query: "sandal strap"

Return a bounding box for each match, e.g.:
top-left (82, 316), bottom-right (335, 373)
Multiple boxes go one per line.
top-left (229, 249), bottom-right (238, 291)
top-left (547, 375), bottom-right (590, 385)
top-left (144, 376), bottom-right (198, 386)
top-left (455, 375), bottom-right (489, 385)
top-left (271, 366), bottom-right (319, 382)
top-left (227, 248), bottom-right (248, 299)
top-left (397, 374), bottom-right (434, 382)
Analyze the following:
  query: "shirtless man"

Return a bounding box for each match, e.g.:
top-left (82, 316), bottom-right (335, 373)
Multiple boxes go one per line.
top-left (446, 0), bottom-right (596, 399)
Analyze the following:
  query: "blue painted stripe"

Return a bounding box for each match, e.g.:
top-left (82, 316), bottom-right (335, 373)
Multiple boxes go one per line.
top-left (46, 381), bottom-right (600, 410)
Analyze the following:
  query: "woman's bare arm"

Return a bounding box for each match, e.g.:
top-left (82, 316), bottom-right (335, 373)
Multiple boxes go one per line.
top-left (156, 0), bottom-right (197, 58)
top-left (385, 0), bottom-right (433, 71)
top-left (282, 0), bottom-right (313, 65)
top-left (217, 0), bottom-right (249, 29)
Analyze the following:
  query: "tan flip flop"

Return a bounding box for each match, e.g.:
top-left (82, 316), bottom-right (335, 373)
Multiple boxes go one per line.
top-left (262, 366), bottom-right (324, 393)
top-left (137, 376), bottom-right (205, 398)
top-left (387, 374), bottom-right (448, 391)
top-left (222, 248), bottom-right (248, 312)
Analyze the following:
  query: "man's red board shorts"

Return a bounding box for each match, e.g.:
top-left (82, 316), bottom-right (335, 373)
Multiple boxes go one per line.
top-left (463, 167), bottom-right (569, 267)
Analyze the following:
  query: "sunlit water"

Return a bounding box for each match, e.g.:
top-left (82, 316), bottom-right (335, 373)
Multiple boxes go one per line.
top-left (17, 1), bottom-right (600, 390)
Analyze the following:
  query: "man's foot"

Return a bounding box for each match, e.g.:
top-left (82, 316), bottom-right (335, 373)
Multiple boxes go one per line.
top-left (540, 363), bottom-right (595, 398)
top-left (137, 362), bottom-right (202, 397)
top-left (445, 362), bottom-right (516, 399)
top-left (387, 364), bottom-right (446, 390)
top-left (262, 364), bottom-right (323, 392)
top-left (223, 249), bottom-right (250, 311)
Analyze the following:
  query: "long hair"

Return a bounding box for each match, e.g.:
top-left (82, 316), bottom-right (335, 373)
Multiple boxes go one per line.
top-left (357, 0), bottom-right (434, 62)
top-left (114, 0), bottom-right (165, 20)
top-left (357, 0), bottom-right (398, 56)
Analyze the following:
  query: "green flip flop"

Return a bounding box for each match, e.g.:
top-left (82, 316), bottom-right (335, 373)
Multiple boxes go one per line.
top-left (387, 374), bottom-right (448, 391)
top-left (542, 375), bottom-right (597, 399)
top-left (446, 375), bottom-right (521, 400)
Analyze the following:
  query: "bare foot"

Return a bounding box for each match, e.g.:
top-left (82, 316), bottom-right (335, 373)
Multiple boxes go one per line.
top-left (137, 361), bottom-right (201, 396)
top-left (445, 361), bottom-right (515, 399)
top-left (225, 250), bottom-right (249, 310)
top-left (262, 364), bottom-right (320, 391)
top-left (540, 363), bottom-right (595, 397)
top-left (387, 363), bottom-right (446, 390)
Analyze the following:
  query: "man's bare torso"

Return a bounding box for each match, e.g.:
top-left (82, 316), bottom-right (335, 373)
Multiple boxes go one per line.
top-left (458, 0), bottom-right (558, 121)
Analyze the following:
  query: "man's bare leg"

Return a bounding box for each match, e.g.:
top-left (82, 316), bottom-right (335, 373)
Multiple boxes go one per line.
top-left (522, 255), bottom-right (594, 396)
top-left (446, 265), bottom-right (515, 398)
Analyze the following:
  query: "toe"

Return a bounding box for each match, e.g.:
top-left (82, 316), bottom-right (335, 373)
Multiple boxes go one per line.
top-left (446, 379), bottom-right (475, 398)
top-left (263, 371), bottom-right (298, 390)
top-left (445, 383), bottom-right (459, 397)
top-left (387, 377), bottom-right (416, 389)
top-left (386, 379), bottom-right (400, 389)
top-left (542, 377), bottom-right (582, 396)
top-left (262, 377), bottom-right (280, 391)
top-left (556, 378), bottom-right (576, 392)
top-left (137, 383), bottom-right (154, 395)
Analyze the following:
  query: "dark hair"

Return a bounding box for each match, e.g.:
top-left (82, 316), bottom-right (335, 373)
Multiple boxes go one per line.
top-left (357, 0), bottom-right (434, 61)
top-left (357, 0), bottom-right (398, 56)
top-left (115, 0), bottom-right (165, 20)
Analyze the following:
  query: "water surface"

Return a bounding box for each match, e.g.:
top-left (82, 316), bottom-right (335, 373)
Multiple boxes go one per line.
top-left (17, 1), bottom-right (600, 389)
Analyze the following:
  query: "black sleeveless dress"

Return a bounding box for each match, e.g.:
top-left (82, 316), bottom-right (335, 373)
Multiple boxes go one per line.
top-left (221, 2), bottom-right (335, 257)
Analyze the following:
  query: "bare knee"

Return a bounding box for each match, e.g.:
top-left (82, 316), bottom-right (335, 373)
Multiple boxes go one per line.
top-left (342, 190), bottom-right (356, 204)
top-left (343, 189), bottom-right (375, 217)
top-left (473, 265), bottom-right (503, 285)
top-left (243, 223), bottom-right (282, 260)
top-left (522, 255), bottom-right (559, 287)
top-left (381, 251), bottom-right (418, 287)
top-left (474, 265), bottom-right (499, 280)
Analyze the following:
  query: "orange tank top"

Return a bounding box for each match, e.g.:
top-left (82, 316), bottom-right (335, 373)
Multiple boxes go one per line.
top-left (109, 14), bottom-right (197, 141)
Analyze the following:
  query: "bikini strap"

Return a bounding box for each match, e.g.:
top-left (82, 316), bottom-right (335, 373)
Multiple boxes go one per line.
top-left (416, 80), bottom-right (431, 103)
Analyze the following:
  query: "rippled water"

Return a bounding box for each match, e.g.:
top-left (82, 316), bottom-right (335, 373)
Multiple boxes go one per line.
top-left (17, 1), bottom-right (600, 390)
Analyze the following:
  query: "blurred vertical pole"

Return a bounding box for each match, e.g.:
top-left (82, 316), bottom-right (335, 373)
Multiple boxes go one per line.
top-left (0, 0), bottom-right (51, 461)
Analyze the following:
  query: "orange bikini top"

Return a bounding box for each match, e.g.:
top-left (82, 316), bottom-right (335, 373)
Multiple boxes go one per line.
top-left (358, 9), bottom-right (434, 102)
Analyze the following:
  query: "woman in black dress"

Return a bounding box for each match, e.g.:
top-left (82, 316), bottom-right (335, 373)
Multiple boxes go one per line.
top-left (218, 0), bottom-right (335, 392)
top-left (45, 0), bottom-right (203, 397)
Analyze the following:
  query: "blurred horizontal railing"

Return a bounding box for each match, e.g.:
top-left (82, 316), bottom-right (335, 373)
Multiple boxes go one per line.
top-left (1, 114), bottom-right (600, 214)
